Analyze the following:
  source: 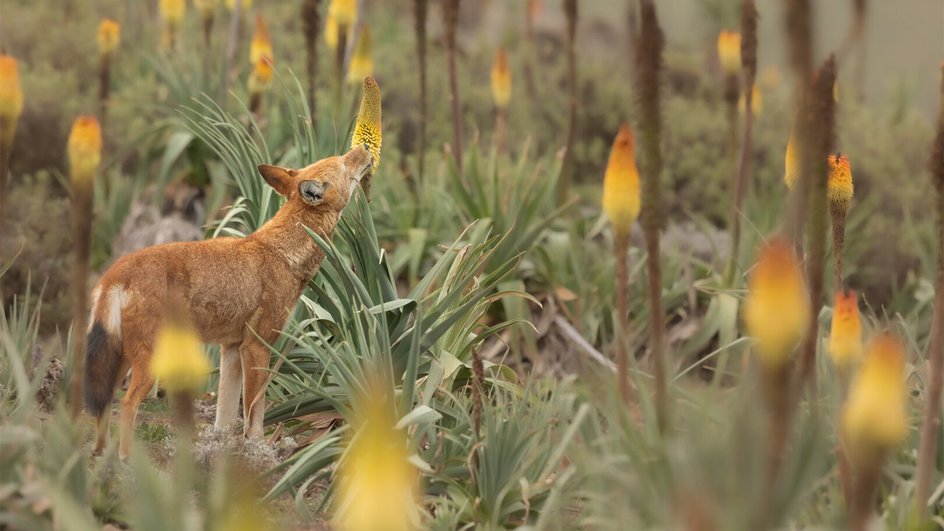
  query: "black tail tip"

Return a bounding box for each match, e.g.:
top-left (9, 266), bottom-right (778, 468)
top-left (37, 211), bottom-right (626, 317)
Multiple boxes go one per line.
top-left (84, 321), bottom-right (118, 417)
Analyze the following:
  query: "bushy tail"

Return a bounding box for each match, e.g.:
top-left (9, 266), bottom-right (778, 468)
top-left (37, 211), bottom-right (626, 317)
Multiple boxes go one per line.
top-left (84, 321), bottom-right (122, 417)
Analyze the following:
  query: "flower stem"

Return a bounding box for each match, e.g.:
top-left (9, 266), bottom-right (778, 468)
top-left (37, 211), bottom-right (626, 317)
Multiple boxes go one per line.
top-left (443, 0), bottom-right (463, 175)
top-left (635, 0), bottom-right (668, 434)
top-left (914, 63), bottom-right (944, 521)
top-left (69, 179), bottom-right (94, 420)
top-left (558, 0), bottom-right (578, 205)
top-left (615, 231), bottom-right (632, 404)
top-left (724, 0), bottom-right (758, 288)
top-left (413, 0), bottom-right (428, 182)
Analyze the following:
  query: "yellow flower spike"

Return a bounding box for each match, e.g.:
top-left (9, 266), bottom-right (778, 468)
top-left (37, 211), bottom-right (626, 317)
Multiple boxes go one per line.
top-left (97, 19), bottom-right (121, 57)
top-left (149, 323), bottom-right (210, 394)
top-left (335, 395), bottom-right (418, 531)
top-left (828, 290), bottom-right (863, 370)
top-left (194, 0), bottom-right (218, 17)
top-left (347, 26), bottom-right (374, 85)
top-left (159, 0), bottom-right (186, 26)
top-left (738, 84), bottom-right (762, 116)
top-left (250, 14), bottom-right (273, 66)
top-left (247, 55), bottom-right (274, 96)
top-left (491, 47), bottom-right (512, 110)
top-left (602, 123), bottom-right (641, 237)
top-left (225, 0), bottom-right (253, 11)
top-left (716, 30), bottom-right (741, 75)
top-left (0, 55), bottom-right (24, 145)
top-left (827, 152), bottom-right (853, 210)
top-left (351, 76), bottom-right (382, 174)
top-left (328, 0), bottom-right (357, 28)
top-left (743, 239), bottom-right (811, 367)
top-left (784, 131), bottom-right (797, 189)
top-left (842, 334), bottom-right (909, 457)
top-left (67, 116), bottom-right (102, 186)
top-left (761, 65), bottom-right (781, 90)
top-left (324, 11), bottom-right (339, 51)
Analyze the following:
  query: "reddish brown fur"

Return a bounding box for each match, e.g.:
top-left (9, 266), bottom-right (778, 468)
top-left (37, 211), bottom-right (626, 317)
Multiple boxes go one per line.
top-left (86, 146), bottom-right (372, 459)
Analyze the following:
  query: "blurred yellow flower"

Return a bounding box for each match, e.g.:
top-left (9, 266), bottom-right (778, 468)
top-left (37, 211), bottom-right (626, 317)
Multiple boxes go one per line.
top-left (335, 397), bottom-right (418, 531)
top-left (195, 0), bottom-right (219, 17)
top-left (738, 83), bottom-right (762, 116)
top-left (248, 55), bottom-right (274, 95)
top-left (601, 123), bottom-right (641, 237)
top-left (250, 14), bottom-right (273, 66)
top-left (351, 76), bottom-right (382, 174)
top-left (0, 55), bottom-right (24, 145)
top-left (159, 0), bottom-right (186, 26)
top-left (760, 65), bottom-right (781, 90)
top-left (328, 0), bottom-right (357, 28)
top-left (491, 47), bottom-right (512, 109)
top-left (67, 115), bottom-right (102, 185)
top-left (324, 10), bottom-right (339, 50)
top-left (828, 290), bottom-right (863, 370)
top-left (784, 132), bottom-right (797, 189)
top-left (717, 30), bottom-right (741, 75)
top-left (347, 26), bottom-right (374, 84)
top-left (225, 0), bottom-right (253, 11)
top-left (97, 19), bottom-right (121, 57)
top-left (842, 334), bottom-right (909, 456)
top-left (827, 153), bottom-right (853, 210)
top-left (743, 239), bottom-right (810, 366)
top-left (149, 323), bottom-right (210, 394)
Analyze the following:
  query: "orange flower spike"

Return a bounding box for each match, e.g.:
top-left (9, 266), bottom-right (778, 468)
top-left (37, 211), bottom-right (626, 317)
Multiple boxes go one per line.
top-left (827, 152), bottom-right (854, 210)
top-left (738, 84), bottom-right (763, 116)
top-left (717, 30), bottom-right (741, 75)
top-left (195, 0), bottom-right (219, 17)
top-left (743, 239), bottom-right (811, 366)
top-left (491, 47), bottom-right (512, 109)
top-left (842, 334), bottom-right (909, 457)
top-left (335, 387), bottom-right (418, 531)
top-left (828, 290), bottom-right (863, 369)
top-left (784, 131), bottom-right (797, 189)
top-left (97, 19), bottom-right (121, 57)
top-left (248, 55), bottom-right (274, 96)
top-left (324, 10), bottom-right (339, 50)
top-left (67, 115), bottom-right (102, 186)
top-left (329, 0), bottom-right (357, 28)
top-left (601, 123), bottom-right (641, 237)
top-left (347, 26), bottom-right (374, 84)
top-left (250, 14), bottom-right (273, 66)
top-left (0, 55), bottom-right (24, 144)
top-left (225, 0), bottom-right (253, 11)
top-left (159, 0), bottom-right (186, 26)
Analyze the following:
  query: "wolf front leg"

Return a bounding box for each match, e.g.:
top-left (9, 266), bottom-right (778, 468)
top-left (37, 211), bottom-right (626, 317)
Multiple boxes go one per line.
top-left (239, 338), bottom-right (273, 439)
top-left (215, 343), bottom-right (243, 430)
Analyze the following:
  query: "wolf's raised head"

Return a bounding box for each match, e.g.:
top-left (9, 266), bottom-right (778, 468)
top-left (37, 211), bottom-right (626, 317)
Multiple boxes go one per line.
top-left (256, 144), bottom-right (372, 213)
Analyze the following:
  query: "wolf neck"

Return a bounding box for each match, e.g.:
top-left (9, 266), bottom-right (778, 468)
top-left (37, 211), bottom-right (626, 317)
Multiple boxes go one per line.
top-left (248, 201), bottom-right (340, 282)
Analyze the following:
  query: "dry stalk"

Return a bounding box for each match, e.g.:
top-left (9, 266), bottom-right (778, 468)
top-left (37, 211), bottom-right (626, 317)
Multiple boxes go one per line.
top-left (635, 0), bottom-right (668, 434)
top-left (797, 56), bottom-right (837, 391)
top-left (68, 180), bottom-right (93, 419)
top-left (724, 0), bottom-right (758, 287)
top-left (783, 0), bottom-right (813, 249)
top-left (301, 0), bottom-right (322, 128)
top-left (443, 0), bottom-right (463, 174)
top-left (914, 62), bottom-right (944, 521)
top-left (413, 0), bottom-right (428, 181)
top-left (558, 0), bottom-right (578, 205)
top-left (220, 0), bottom-right (244, 103)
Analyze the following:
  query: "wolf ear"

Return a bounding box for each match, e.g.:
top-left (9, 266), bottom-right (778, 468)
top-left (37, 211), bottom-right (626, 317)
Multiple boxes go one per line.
top-left (258, 164), bottom-right (296, 196)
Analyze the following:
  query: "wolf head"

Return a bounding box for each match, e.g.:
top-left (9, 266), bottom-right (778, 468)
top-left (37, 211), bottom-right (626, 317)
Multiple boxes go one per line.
top-left (256, 144), bottom-right (372, 213)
